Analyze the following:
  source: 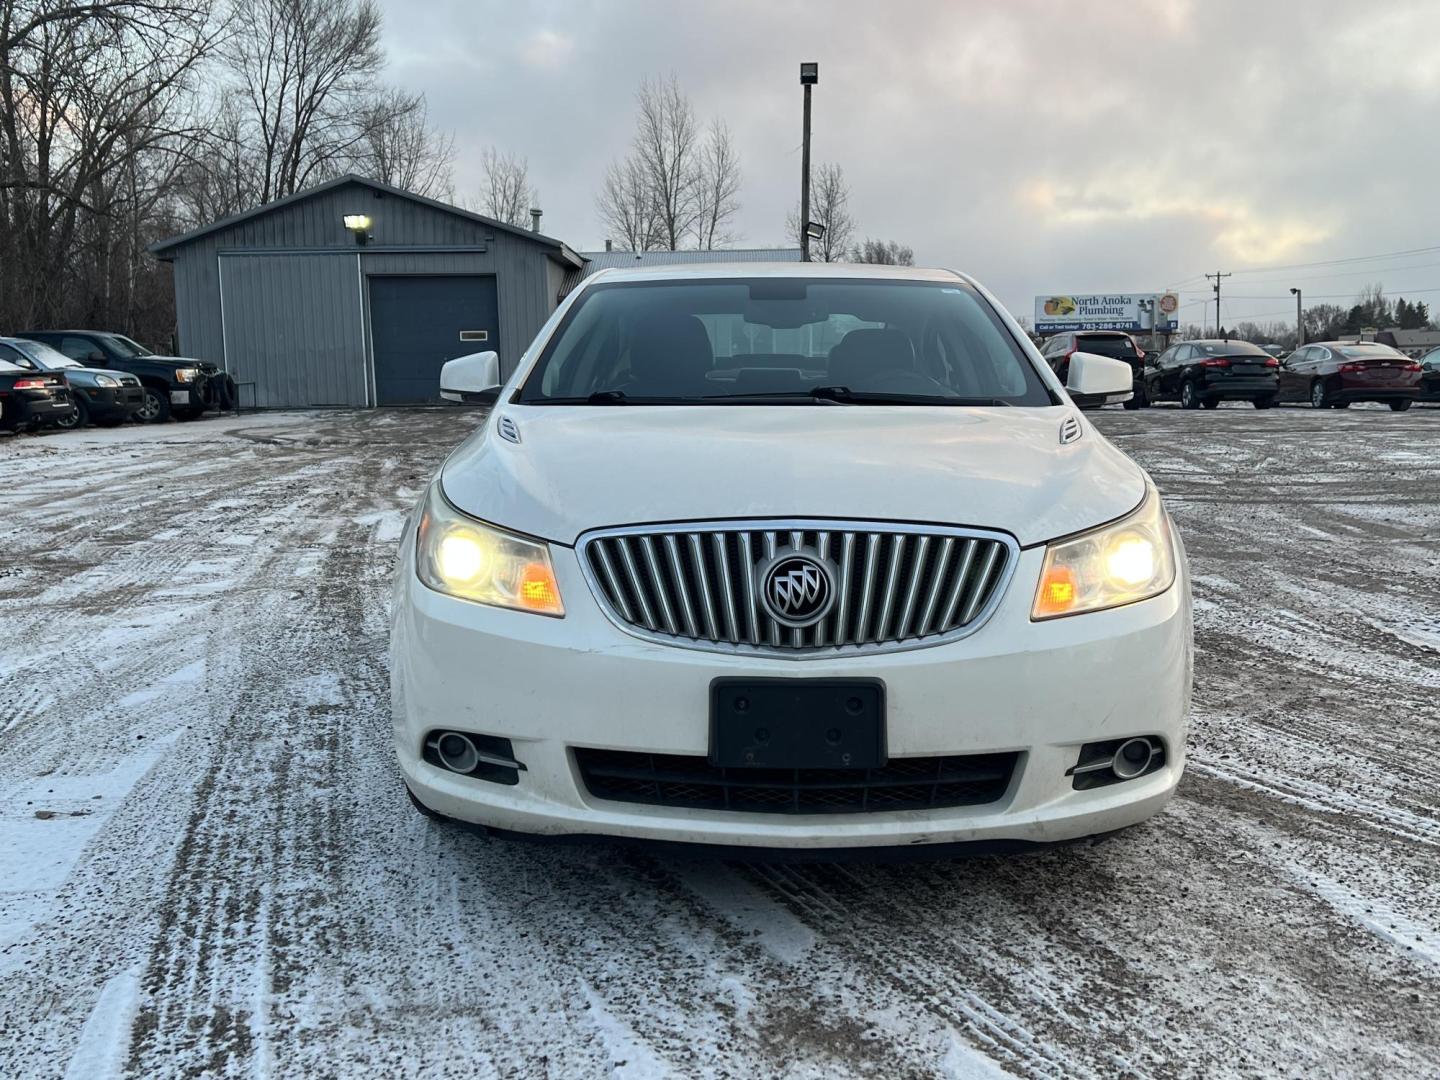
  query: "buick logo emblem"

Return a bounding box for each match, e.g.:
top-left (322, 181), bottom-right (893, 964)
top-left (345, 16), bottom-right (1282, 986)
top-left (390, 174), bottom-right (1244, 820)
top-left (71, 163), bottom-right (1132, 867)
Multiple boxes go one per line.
top-left (758, 551), bottom-right (836, 628)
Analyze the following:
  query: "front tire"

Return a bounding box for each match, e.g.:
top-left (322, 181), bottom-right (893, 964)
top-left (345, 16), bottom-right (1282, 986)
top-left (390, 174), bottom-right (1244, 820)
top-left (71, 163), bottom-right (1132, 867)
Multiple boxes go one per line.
top-left (1180, 380), bottom-right (1202, 409)
top-left (1310, 380), bottom-right (1329, 409)
top-left (1253, 395), bottom-right (1275, 409)
top-left (136, 386), bottom-right (171, 423)
top-left (54, 396), bottom-right (89, 430)
top-left (1389, 399), bottom-right (1413, 412)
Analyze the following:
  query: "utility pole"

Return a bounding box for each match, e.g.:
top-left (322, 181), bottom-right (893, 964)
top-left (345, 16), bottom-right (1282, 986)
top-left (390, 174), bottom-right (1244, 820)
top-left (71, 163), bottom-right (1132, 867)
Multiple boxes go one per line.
top-left (1290, 287), bottom-right (1303, 346)
top-left (1206, 270), bottom-right (1231, 337)
top-left (799, 62), bottom-right (817, 261)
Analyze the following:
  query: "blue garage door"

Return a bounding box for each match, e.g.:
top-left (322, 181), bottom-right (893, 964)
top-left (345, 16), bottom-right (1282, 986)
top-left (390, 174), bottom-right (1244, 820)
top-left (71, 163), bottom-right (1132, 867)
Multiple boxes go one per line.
top-left (369, 275), bottom-right (500, 404)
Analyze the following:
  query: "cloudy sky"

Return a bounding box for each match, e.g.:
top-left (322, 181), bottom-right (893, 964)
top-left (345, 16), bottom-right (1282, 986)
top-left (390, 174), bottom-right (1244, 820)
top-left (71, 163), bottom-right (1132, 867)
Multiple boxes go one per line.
top-left (379, 0), bottom-right (1440, 328)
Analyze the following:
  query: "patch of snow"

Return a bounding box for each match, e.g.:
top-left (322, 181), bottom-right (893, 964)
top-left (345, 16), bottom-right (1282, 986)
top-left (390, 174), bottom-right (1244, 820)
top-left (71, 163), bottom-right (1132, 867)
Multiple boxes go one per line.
top-left (62, 968), bottom-right (142, 1080)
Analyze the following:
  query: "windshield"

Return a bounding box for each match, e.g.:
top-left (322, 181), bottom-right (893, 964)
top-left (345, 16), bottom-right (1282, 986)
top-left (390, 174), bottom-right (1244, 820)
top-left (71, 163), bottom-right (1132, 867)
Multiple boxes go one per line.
top-left (101, 334), bottom-right (152, 358)
top-left (520, 278), bottom-right (1055, 406)
top-left (12, 339), bottom-right (80, 369)
top-left (1074, 335), bottom-right (1138, 360)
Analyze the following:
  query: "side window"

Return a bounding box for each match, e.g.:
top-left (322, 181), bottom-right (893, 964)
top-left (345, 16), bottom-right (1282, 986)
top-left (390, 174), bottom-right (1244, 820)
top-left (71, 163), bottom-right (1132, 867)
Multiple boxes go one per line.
top-left (1312, 347), bottom-right (1331, 363)
top-left (1172, 345), bottom-right (1191, 362)
top-left (0, 343), bottom-right (34, 368)
top-left (58, 336), bottom-right (97, 361)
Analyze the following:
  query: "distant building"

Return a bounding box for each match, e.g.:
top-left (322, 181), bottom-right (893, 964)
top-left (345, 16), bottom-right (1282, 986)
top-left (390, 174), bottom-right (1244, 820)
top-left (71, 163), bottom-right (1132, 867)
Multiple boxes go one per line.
top-left (1339, 328), bottom-right (1440, 357)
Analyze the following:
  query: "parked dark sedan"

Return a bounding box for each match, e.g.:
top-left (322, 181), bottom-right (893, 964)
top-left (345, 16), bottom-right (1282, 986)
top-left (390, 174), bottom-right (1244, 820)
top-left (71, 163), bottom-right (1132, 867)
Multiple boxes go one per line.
top-left (1141, 339), bottom-right (1280, 409)
top-left (0, 357), bottom-right (72, 432)
top-left (1418, 346), bottom-right (1440, 403)
top-left (1277, 341), bottom-right (1421, 411)
top-left (0, 337), bottom-right (143, 428)
top-left (1039, 330), bottom-right (1147, 409)
top-left (16, 330), bottom-right (225, 423)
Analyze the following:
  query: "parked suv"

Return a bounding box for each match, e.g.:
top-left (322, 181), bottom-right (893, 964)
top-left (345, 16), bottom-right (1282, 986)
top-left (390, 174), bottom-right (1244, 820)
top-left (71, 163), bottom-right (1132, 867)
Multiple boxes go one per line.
top-left (1277, 341), bottom-right (1421, 410)
top-left (1143, 339), bottom-right (1280, 409)
top-left (16, 330), bottom-right (225, 423)
top-left (1039, 331), bottom-right (1146, 409)
top-left (0, 337), bottom-right (143, 428)
top-left (393, 264), bottom-right (1191, 853)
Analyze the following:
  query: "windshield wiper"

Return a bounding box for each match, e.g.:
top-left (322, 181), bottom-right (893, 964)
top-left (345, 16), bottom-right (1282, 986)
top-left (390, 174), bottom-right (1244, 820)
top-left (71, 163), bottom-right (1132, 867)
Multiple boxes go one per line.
top-left (702, 386), bottom-right (1012, 406)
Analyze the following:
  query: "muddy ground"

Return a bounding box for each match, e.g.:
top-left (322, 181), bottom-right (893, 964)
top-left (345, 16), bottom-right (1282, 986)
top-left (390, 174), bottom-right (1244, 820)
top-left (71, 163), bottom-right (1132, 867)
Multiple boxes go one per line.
top-left (1, 404), bottom-right (1437, 1079)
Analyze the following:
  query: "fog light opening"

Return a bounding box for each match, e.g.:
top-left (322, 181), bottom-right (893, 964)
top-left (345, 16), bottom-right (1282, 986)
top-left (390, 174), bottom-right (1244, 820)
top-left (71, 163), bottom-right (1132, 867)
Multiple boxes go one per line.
top-left (436, 732), bottom-right (480, 774)
top-left (1111, 737), bottom-right (1156, 780)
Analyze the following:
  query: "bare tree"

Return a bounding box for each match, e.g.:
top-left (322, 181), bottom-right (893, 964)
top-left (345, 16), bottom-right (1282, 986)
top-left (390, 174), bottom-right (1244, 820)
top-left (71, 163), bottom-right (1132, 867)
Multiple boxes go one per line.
top-left (632, 74), bottom-right (699, 250)
top-left (221, 0), bottom-right (387, 203)
top-left (786, 161), bottom-right (853, 261)
top-left (850, 238), bottom-right (914, 265)
top-left (596, 153), bottom-right (660, 252)
top-left (356, 90), bottom-right (454, 199)
top-left (692, 119), bottom-right (741, 250)
top-left (479, 146), bottom-right (536, 227)
top-left (0, 0), bottom-right (218, 331)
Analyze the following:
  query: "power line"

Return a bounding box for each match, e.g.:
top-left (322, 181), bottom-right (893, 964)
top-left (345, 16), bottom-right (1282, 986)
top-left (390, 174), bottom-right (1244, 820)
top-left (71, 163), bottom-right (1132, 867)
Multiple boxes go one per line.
top-left (1226, 243), bottom-right (1440, 275)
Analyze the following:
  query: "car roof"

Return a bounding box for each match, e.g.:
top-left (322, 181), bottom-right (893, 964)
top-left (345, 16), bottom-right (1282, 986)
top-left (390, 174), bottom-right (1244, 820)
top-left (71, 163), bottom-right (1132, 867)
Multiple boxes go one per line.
top-left (15, 329), bottom-right (103, 335)
top-left (583, 263), bottom-right (964, 284)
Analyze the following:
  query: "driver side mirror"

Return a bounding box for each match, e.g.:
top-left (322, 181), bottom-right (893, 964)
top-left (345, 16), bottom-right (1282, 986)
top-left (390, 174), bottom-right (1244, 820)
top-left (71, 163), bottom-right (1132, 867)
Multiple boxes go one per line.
top-left (1066, 351), bottom-right (1134, 408)
top-left (440, 350), bottom-right (502, 406)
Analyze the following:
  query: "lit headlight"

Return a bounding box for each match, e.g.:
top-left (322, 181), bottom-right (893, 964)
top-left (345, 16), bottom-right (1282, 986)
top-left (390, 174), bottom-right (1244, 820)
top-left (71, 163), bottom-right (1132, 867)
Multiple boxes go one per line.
top-left (94, 375), bottom-right (119, 388)
top-left (415, 482), bottom-right (564, 616)
top-left (1032, 486), bottom-right (1176, 620)
top-left (174, 367), bottom-right (200, 383)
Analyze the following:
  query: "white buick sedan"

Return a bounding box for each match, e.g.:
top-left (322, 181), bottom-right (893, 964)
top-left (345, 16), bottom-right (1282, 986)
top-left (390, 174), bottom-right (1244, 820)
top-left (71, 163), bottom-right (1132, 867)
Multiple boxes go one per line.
top-left (391, 264), bottom-right (1191, 853)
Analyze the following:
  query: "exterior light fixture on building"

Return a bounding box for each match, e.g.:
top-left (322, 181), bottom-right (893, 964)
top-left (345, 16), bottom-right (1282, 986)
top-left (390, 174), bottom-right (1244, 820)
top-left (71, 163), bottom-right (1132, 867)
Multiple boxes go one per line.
top-left (342, 214), bottom-right (372, 245)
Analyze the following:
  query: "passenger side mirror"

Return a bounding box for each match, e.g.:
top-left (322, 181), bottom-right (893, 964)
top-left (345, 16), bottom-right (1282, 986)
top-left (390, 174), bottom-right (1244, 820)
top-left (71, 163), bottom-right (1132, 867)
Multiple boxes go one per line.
top-left (440, 350), bottom-right (502, 406)
top-left (1066, 352), bottom-right (1134, 408)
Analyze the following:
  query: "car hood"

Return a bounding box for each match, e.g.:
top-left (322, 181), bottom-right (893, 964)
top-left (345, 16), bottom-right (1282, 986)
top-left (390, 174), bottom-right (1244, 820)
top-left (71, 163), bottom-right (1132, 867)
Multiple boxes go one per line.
top-left (144, 354), bottom-right (214, 370)
top-left (440, 405), bottom-right (1147, 548)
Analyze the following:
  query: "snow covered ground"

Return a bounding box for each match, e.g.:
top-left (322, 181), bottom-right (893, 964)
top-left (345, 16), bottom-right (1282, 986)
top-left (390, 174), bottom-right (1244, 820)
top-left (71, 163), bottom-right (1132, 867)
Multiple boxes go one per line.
top-left (1, 404), bottom-right (1437, 1078)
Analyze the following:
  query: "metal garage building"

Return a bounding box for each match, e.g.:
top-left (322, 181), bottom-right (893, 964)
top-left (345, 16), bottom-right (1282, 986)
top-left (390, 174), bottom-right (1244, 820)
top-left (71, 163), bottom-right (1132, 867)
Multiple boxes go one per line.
top-left (150, 175), bottom-right (584, 407)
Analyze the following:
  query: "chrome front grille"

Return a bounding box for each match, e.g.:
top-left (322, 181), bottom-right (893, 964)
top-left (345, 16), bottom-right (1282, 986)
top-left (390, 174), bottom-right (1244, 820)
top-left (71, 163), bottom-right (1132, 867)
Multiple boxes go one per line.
top-left (579, 520), bottom-right (1015, 656)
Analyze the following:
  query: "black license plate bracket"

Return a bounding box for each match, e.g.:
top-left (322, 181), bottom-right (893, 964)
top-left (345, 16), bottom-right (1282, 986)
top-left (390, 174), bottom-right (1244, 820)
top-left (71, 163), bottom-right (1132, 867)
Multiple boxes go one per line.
top-left (709, 678), bottom-right (885, 769)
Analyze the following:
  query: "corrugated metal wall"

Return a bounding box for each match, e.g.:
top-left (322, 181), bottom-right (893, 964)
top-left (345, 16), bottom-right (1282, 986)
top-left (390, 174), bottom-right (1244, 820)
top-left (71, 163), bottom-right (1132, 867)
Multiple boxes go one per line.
top-left (166, 179), bottom-right (568, 407)
top-left (221, 253), bottom-right (367, 407)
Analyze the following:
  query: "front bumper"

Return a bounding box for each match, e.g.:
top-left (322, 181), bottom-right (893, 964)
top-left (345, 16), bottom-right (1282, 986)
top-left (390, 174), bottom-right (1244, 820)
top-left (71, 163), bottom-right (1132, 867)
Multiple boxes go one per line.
top-left (392, 537), bottom-right (1192, 850)
top-left (80, 385), bottom-right (143, 420)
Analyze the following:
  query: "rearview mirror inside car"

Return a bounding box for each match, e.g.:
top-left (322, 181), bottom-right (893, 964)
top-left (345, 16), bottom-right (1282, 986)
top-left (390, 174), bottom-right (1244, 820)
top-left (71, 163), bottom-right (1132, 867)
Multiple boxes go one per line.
top-left (440, 350), bottom-right (502, 406)
top-left (1066, 351), bottom-right (1134, 409)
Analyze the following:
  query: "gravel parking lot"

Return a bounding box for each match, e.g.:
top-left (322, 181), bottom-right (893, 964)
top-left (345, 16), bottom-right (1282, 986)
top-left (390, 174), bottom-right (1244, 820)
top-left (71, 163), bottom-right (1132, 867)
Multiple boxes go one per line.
top-left (2, 405), bottom-right (1437, 1079)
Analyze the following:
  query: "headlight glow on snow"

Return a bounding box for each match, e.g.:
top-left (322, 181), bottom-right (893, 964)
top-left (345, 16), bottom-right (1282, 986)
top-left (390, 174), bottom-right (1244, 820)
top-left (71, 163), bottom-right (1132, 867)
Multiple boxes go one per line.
top-left (1032, 486), bottom-right (1176, 620)
top-left (416, 483), bottom-right (564, 616)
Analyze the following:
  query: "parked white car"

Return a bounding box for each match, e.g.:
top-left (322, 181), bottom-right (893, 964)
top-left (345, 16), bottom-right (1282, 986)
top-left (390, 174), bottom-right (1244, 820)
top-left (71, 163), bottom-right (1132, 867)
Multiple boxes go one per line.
top-left (391, 264), bottom-right (1191, 853)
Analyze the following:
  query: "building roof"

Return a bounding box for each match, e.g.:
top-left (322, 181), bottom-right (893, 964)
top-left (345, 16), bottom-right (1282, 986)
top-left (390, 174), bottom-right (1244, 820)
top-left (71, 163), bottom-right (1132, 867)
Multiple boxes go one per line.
top-left (150, 174), bottom-right (584, 266)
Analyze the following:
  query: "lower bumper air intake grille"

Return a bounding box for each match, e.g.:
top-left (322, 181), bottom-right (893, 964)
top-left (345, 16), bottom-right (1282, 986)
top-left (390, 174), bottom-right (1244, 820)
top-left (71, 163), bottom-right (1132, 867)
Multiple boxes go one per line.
top-left (574, 749), bottom-right (1019, 814)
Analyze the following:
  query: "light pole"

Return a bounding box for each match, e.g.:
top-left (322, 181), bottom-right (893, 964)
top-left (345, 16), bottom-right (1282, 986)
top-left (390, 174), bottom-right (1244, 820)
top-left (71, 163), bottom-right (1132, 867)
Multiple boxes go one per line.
top-left (799, 62), bottom-right (817, 261)
top-left (1290, 287), bottom-right (1303, 346)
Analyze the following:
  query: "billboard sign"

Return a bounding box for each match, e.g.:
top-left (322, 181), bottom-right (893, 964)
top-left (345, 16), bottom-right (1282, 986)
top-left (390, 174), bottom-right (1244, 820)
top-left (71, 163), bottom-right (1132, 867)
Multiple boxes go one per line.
top-left (1035, 292), bottom-right (1180, 334)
